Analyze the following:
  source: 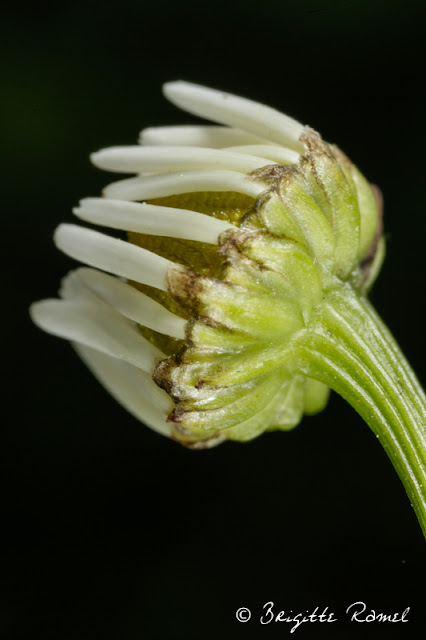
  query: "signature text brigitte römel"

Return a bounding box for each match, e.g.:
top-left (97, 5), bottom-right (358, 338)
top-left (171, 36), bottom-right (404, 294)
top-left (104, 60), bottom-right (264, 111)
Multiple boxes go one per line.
top-left (235, 600), bottom-right (410, 632)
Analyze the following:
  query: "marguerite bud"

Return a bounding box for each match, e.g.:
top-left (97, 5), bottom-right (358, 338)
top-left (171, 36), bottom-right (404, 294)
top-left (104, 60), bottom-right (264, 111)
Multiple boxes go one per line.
top-left (30, 81), bottom-right (383, 447)
top-left (31, 82), bottom-right (426, 539)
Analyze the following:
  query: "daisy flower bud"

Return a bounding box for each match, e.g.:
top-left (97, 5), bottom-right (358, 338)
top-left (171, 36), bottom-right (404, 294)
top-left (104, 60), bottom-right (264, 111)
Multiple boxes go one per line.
top-left (31, 82), bottom-right (426, 538)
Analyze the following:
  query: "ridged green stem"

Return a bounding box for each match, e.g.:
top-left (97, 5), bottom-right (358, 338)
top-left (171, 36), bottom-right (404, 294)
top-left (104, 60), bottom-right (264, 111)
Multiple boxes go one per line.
top-left (296, 284), bottom-right (426, 537)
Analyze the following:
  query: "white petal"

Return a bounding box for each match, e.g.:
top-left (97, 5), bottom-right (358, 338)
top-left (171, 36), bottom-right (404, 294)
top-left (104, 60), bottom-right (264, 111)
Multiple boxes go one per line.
top-left (163, 81), bottom-right (305, 152)
top-left (224, 145), bottom-right (300, 165)
top-left (54, 224), bottom-right (172, 290)
top-left (91, 146), bottom-right (276, 174)
top-left (74, 198), bottom-right (234, 244)
top-left (59, 268), bottom-right (101, 304)
top-left (103, 169), bottom-right (265, 201)
top-left (73, 342), bottom-right (174, 437)
top-left (68, 267), bottom-right (187, 339)
top-left (139, 125), bottom-right (275, 148)
top-left (30, 299), bottom-right (164, 373)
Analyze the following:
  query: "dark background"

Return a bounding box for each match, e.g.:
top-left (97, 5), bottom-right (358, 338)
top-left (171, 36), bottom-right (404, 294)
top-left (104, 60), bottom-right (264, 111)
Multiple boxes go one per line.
top-left (2, 1), bottom-right (426, 638)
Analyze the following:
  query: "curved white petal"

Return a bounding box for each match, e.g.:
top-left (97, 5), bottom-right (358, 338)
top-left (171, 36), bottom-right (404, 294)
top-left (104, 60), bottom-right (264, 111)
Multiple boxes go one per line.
top-left (30, 299), bottom-right (164, 373)
top-left (103, 169), bottom-right (265, 201)
top-left (59, 267), bottom-right (102, 304)
top-left (91, 146), bottom-right (276, 174)
top-left (73, 343), bottom-right (174, 437)
top-left (163, 81), bottom-right (305, 152)
top-left (62, 268), bottom-right (186, 339)
top-left (224, 145), bottom-right (300, 165)
top-left (139, 125), bottom-right (275, 148)
top-left (74, 198), bottom-right (234, 244)
top-left (54, 224), bottom-right (172, 290)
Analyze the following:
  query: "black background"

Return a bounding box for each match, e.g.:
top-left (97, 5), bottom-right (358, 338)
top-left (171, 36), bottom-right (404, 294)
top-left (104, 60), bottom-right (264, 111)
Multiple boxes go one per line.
top-left (2, 1), bottom-right (426, 638)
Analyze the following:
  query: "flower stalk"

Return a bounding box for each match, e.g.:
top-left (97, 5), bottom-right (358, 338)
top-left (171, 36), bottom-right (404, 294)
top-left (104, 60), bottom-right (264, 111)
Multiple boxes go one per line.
top-left (293, 284), bottom-right (426, 537)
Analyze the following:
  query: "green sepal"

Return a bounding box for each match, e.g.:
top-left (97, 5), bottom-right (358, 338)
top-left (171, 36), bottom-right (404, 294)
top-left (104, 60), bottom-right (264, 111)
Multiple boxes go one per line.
top-left (301, 129), bottom-right (361, 278)
top-left (225, 375), bottom-right (305, 441)
top-left (234, 232), bottom-right (323, 322)
top-left (172, 370), bottom-right (287, 433)
top-left (277, 171), bottom-right (336, 274)
top-left (256, 191), bottom-right (306, 244)
top-left (167, 264), bottom-right (304, 340)
top-left (331, 145), bottom-right (380, 262)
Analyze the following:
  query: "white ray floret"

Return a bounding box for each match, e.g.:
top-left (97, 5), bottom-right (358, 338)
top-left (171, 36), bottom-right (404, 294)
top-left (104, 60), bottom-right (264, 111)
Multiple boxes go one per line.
top-left (74, 343), bottom-right (174, 436)
top-left (224, 145), bottom-right (300, 165)
top-left (58, 267), bottom-right (103, 305)
top-left (139, 125), bottom-right (276, 148)
top-left (30, 299), bottom-right (164, 373)
top-left (61, 268), bottom-right (186, 339)
top-left (54, 224), bottom-right (173, 291)
top-left (103, 169), bottom-right (265, 201)
top-left (163, 81), bottom-right (305, 152)
top-left (74, 198), bottom-right (234, 244)
top-left (91, 146), bottom-right (278, 175)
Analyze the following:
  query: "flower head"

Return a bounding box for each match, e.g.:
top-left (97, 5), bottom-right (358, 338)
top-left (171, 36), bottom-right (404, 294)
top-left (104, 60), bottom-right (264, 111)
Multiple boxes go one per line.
top-left (31, 81), bottom-right (383, 448)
